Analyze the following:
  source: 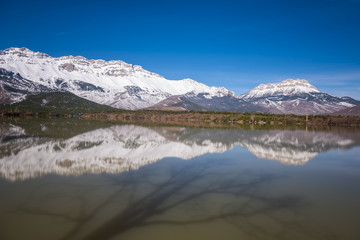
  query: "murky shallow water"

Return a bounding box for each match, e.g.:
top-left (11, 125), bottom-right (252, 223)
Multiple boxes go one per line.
top-left (0, 119), bottom-right (360, 240)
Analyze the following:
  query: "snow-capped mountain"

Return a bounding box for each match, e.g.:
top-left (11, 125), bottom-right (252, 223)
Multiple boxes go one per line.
top-left (0, 47), bottom-right (233, 109)
top-left (242, 79), bottom-right (319, 98)
top-left (1, 47), bottom-right (359, 114)
top-left (239, 79), bottom-right (360, 115)
top-left (1, 122), bottom-right (359, 181)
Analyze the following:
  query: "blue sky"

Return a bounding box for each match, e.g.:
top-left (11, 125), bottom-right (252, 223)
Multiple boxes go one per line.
top-left (2, 0), bottom-right (360, 98)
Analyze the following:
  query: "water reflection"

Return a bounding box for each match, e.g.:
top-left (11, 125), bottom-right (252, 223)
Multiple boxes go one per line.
top-left (1, 121), bottom-right (359, 181)
top-left (55, 161), bottom-right (311, 240)
top-left (1, 120), bottom-right (360, 240)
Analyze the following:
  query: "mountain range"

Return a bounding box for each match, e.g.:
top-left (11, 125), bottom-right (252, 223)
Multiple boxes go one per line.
top-left (1, 47), bottom-right (359, 115)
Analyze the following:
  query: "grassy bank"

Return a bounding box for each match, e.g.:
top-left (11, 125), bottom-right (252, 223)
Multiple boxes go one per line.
top-left (80, 110), bottom-right (360, 128)
top-left (2, 107), bottom-right (360, 128)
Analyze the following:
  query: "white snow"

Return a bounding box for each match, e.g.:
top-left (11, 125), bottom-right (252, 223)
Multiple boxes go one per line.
top-left (241, 78), bottom-right (319, 99)
top-left (338, 102), bottom-right (354, 107)
top-left (1, 48), bottom-right (357, 114)
top-left (41, 99), bottom-right (48, 106)
top-left (0, 47), bottom-right (233, 109)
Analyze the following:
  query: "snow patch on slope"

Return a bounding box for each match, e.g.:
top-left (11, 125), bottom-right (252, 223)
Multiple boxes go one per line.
top-left (0, 47), bottom-right (233, 109)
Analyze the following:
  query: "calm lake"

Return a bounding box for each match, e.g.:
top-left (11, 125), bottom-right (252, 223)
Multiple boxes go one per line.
top-left (0, 119), bottom-right (359, 240)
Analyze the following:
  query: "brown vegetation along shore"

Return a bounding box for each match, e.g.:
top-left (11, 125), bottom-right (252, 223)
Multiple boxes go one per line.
top-left (2, 109), bottom-right (360, 128)
top-left (80, 111), bottom-right (360, 128)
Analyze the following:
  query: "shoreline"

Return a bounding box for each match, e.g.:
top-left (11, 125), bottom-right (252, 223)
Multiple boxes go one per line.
top-left (2, 110), bottom-right (360, 128)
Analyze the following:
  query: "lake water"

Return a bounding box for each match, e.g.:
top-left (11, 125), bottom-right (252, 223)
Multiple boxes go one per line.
top-left (0, 119), bottom-right (360, 240)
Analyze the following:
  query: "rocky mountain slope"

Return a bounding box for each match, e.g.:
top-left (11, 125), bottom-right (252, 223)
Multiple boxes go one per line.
top-left (1, 47), bottom-right (359, 114)
top-left (146, 78), bottom-right (359, 115)
top-left (0, 47), bottom-right (233, 110)
top-left (147, 93), bottom-right (265, 112)
top-left (239, 79), bottom-right (359, 115)
top-left (0, 68), bottom-right (54, 104)
top-left (332, 105), bottom-right (360, 116)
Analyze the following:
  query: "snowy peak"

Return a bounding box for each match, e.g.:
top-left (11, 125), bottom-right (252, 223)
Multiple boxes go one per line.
top-left (1, 47), bottom-right (44, 57)
top-left (238, 78), bottom-right (360, 115)
top-left (1, 47), bottom-right (358, 114)
top-left (243, 78), bottom-right (319, 99)
top-left (0, 47), bottom-right (233, 110)
top-left (0, 47), bottom-right (163, 79)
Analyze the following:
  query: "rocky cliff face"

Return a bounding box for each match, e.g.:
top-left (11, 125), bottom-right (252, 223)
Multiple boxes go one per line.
top-left (0, 47), bottom-right (233, 109)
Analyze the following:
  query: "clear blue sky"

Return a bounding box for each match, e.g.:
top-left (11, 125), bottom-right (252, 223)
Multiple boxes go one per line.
top-left (2, 0), bottom-right (360, 98)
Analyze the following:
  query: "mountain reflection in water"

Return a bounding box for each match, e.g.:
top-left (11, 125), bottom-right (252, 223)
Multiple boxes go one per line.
top-left (1, 121), bottom-right (359, 181)
top-left (1, 120), bottom-right (360, 240)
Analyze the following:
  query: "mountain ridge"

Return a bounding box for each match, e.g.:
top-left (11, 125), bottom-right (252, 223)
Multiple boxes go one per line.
top-left (241, 78), bottom-right (319, 99)
top-left (238, 79), bottom-right (359, 115)
top-left (0, 47), bottom-right (233, 110)
top-left (1, 47), bottom-right (359, 115)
